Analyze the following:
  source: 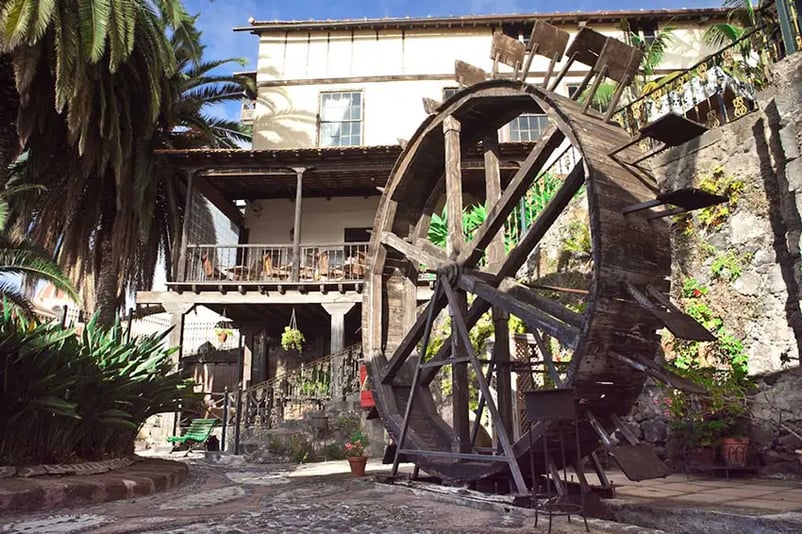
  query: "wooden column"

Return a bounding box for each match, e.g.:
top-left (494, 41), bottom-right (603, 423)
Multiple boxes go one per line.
top-left (444, 116), bottom-right (470, 453)
top-left (162, 302), bottom-right (193, 441)
top-left (484, 133), bottom-right (514, 437)
top-left (483, 133), bottom-right (504, 272)
top-left (177, 169), bottom-right (196, 282)
top-left (322, 302), bottom-right (356, 402)
top-left (291, 167), bottom-right (305, 282)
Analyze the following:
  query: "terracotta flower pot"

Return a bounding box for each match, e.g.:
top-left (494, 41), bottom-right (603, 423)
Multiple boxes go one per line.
top-left (795, 449), bottom-right (802, 466)
top-left (348, 456), bottom-right (368, 477)
top-left (721, 437), bottom-right (749, 468)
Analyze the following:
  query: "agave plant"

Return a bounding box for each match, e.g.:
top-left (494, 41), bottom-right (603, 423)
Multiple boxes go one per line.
top-left (0, 309), bottom-right (196, 465)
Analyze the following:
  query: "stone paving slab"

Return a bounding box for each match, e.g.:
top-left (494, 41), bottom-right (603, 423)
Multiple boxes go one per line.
top-left (0, 458), bottom-right (187, 516)
top-left (0, 458), bottom-right (661, 534)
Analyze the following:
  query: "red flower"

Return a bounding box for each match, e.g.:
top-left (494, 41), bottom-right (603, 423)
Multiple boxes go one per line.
top-left (692, 289), bottom-right (703, 297)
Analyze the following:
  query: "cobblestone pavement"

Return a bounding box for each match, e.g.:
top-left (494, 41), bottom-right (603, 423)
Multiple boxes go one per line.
top-left (0, 458), bottom-right (658, 534)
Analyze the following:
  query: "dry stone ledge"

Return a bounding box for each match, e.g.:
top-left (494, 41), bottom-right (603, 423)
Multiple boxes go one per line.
top-left (3, 455), bottom-right (137, 479)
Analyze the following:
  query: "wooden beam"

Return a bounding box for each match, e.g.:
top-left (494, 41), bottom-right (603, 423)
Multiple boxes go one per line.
top-left (381, 284), bottom-right (447, 384)
top-left (459, 273), bottom-right (579, 348)
top-left (458, 128), bottom-right (565, 267)
top-left (177, 170), bottom-right (196, 282)
top-left (381, 231), bottom-right (445, 270)
top-left (420, 165), bottom-right (585, 386)
top-left (483, 133), bottom-right (504, 273)
top-left (498, 277), bottom-right (584, 328)
top-left (194, 175), bottom-right (244, 228)
top-left (291, 168), bottom-right (305, 282)
top-left (443, 116), bottom-right (464, 260)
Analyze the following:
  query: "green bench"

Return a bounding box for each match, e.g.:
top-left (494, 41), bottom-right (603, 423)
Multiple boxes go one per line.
top-left (167, 418), bottom-right (218, 455)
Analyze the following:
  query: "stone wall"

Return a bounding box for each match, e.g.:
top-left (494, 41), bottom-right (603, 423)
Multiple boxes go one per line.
top-left (626, 53), bottom-right (802, 474)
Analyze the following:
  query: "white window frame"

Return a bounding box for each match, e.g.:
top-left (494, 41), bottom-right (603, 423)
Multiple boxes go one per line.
top-left (507, 113), bottom-right (550, 142)
top-left (318, 91), bottom-right (363, 147)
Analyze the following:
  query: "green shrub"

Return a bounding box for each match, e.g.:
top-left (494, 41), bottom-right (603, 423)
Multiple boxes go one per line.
top-left (0, 310), bottom-right (196, 465)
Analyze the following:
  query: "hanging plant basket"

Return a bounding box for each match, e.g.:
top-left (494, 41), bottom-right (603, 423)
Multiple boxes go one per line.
top-left (281, 309), bottom-right (305, 352)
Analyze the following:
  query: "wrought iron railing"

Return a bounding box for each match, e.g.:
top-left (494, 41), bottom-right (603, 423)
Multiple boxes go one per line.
top-left (182, 242), bottom-right (369, 283)
top-left (614, 5), bottom-right (800, 138)
top-left (241, 344), bottom-right (362, 430)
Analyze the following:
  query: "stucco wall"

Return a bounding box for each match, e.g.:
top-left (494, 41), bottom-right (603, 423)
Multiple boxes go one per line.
top-left (245, 196), bottom-right (379, 244)
top-left (251, 23), bottom-right (717, 149)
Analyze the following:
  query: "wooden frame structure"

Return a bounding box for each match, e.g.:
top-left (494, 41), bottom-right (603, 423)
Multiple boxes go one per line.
top-left (362, 27), bottom-right (719, 492)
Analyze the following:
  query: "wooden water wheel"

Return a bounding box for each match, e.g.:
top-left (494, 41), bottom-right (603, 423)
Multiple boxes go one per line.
top-left (362, 29), bottom-right (718, 494)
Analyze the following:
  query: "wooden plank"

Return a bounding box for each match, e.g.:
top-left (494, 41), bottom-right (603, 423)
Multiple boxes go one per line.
top-left (492, 307), bottom-right (514, 439)
top-left (566, 27), bottom-right (607, 68)
top-left (422, 97), bottom-right (440, 114)
top-left (291, 169), bottom-right (304, 282)
top-left (528, 20), bottom-right (570, 60)
top-left (458, 128), bottom-right (566, 267)
top-left (498, 277), bottom-right (584, 328)
top-left (454, 60), bottom-right (487, 87)
top-left (194, 175), bottom-right (244, 228)
top-left (491, 32), bottom-right (526, 70)
top-left (625, 282), bottom-right (716, 341)
top-left (444, 116), bottom-right (464, 260)
top-left (450, 286), bottom-right (471, 453)
top-left (381, 231), bottom-right (445, 270)
top-left (608, 351), bottom-right (707, 394)
top-left (459, 273), bottom-right (579, 348)
top-left (595, 36), bottom-right (643, 83)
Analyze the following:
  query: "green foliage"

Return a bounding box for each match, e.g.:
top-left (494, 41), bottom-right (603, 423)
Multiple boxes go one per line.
top-left (664, 277), bottom-right (755, 445)
top-left (562, 221), bottom-right (592, 260)
top-left (710, 250), bottom-right (744, 282)
top-left (344, 430), bottom-right (367, 457)
top-left (0, 310), bottom-right (196, 465)
top-left (322, 442), bottom-right (347, 461)
top-left (696, 167), bottom-right (744, 230)
top-left (280, 327), bottom-right (305, 353)
top-left (267, 433), bottom-right (313, 464)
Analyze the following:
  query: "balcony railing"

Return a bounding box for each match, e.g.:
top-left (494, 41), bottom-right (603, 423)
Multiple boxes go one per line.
top-left (181, 242), bottom-right (369, 283)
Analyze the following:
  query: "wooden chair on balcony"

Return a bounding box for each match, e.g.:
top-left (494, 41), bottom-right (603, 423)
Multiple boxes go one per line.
top-left (201, 253), bottom-right (223, 281)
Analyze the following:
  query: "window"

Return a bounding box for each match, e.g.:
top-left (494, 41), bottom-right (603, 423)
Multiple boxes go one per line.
top-left (508, 114), bottom-right (549, 142)
top-left (443, 87), bottom-right (459, 100)
top-left (319, 91), bottom-right (363, 147)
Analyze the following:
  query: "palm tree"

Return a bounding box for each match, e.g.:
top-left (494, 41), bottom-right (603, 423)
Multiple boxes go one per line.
top-left (704, 1), bottom-right (764, 50)
top-left (0, 180), bottom-right (77, 315)
top-left (0, 0), bottom-right (197, 325)
top-left (5, 9), bottom-right (252, 326)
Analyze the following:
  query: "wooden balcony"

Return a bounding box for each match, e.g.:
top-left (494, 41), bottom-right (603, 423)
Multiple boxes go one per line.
top-left (179, 242), bottom-right (369, 286)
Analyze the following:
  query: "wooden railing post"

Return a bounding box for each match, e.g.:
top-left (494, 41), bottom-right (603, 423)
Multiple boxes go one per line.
top-left (177, 169), bottom-right (197, 283)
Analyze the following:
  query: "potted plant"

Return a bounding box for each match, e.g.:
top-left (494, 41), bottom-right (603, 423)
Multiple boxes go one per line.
top-left (214, 323), bottom-right (233, 344)
top-left (281, 309), bottom-right (305, 353)
top-left (281, 326), bottom-right (305, 353)
top-left (344, 430), bottom-right (368, 477)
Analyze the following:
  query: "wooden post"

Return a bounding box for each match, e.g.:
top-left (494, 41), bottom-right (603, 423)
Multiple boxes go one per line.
top-left (443, 117), bottom-right (464, 260)
top-left (493, 307), bottom-right (514, 440)
top-left (177, 169), bottom-right (196, 283)
top-left (234, 332), bottom-right (245, 454)
top-left (483, 133), bottom-right (504, 273)
top-left (291, 168), bottom-right (305, 282)
top-left (443, 116), bottom-right (470, 453)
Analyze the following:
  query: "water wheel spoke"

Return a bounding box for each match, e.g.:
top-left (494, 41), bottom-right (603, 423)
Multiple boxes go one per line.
top-left (458, 272), bottom-right (579, 348)
top-left (458, 127), bottom-right (566, 268)
top-left (498, 277), bottom-right (584, 328)
top-left (530, 327), bottom-right (564, 387)
top-left (381, 287), bottom-right (447, 384)
top-left (381, 231), bottom-right (446, 271)
top-left (420, 164), bottom-right (585, 387)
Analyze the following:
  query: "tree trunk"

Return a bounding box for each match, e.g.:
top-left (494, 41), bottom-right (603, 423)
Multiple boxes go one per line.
top-left (95, 195), bottom-right (120, 328)
top-left (0, 53), bottom-right (20, 187)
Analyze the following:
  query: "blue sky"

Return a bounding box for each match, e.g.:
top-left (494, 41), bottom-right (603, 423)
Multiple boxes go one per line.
top-left (185, 0), bottom-right (723, 129)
